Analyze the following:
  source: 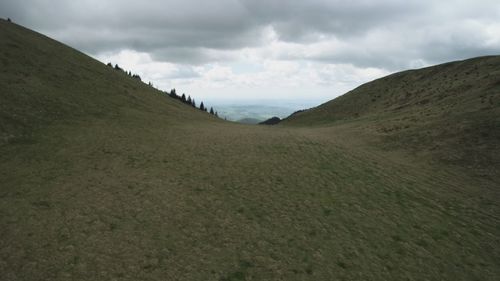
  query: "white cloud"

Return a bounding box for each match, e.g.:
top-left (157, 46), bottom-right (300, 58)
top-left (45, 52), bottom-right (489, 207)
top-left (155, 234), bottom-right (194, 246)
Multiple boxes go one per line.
top-left (92, 46), bottom-right (389, 102)
top-left (4, 0), bottom-right (498, 104)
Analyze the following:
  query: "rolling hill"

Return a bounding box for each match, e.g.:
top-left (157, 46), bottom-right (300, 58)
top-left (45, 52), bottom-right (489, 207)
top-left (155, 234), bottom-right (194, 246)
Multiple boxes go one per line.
top-left (1, 19), bottom-right (499, 281)
top-left (0, 19), bottom-right (215, 146)
top-left (283, 57), bottom-right (500, 177)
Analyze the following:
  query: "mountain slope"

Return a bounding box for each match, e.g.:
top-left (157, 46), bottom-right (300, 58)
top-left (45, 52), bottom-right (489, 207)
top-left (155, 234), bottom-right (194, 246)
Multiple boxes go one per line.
top-left (1, 20), bottom-right (499, 281)
top-left (282, 56), bottom-right (500, 176)
top-left (0, 19), bottom-right (214, 146)
top-left (284, 56), bottom-right (500, 124)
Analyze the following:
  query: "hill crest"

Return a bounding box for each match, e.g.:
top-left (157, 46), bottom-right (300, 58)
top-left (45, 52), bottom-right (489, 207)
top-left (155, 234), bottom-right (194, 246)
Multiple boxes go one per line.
top-left (0, 19), bottom-right (217, 145)
top-left (282, 55), bottom-right (500, 176)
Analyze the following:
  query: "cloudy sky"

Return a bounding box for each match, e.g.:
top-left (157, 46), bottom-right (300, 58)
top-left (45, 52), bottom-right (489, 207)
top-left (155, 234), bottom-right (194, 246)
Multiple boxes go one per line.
top-left (2, 0), bottom-right (499, 105)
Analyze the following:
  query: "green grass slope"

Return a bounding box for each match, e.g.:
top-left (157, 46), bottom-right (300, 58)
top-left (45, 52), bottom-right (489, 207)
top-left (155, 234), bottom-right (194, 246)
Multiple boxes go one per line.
top-left (282, 56), bottom-right (500, 177)
top-left (0, 20), bottom-right (214, 146)
top-left (1, 20), bottom-right (499, 281)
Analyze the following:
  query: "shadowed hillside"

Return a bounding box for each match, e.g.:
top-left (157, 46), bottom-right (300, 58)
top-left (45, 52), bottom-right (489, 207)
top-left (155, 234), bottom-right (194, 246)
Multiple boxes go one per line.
top-left (1, 20), bottom-right (499, 281)
top-left (282, 56), bottom-right (500, 177)
top-left (0, 19), bottom-right (215, 146)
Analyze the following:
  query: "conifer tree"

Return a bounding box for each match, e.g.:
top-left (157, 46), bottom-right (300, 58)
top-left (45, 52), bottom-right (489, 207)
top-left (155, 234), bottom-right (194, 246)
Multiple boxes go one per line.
top-left (210, 107), bottom-right (215, 115)
top-left (200, 102), bottom-right (205, 111)
top-left (170, 89), bottom-right (178, 99)
top-left (182, 94), bottom-right (187, 102)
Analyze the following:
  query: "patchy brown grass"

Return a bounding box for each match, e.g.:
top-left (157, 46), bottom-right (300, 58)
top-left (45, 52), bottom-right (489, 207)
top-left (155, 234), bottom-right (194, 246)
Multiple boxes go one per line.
top-left (1, 19), bottom-right (499, 280)
top-left (282, 56), bottom-right (500, 178)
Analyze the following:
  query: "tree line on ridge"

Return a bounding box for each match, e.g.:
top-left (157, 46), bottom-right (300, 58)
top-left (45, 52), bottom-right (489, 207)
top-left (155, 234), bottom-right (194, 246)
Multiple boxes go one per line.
top-left (107, 63), bottom-right (218, 117)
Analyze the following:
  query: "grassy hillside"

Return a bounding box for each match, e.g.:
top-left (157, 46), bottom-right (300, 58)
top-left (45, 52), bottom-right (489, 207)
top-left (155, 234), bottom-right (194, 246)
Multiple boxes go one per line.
top-left (0, 19), bottom-right (214, 146)
top-left (1, 19), bottom-right (499, 281)
top-left (282, 56), bottom-right (500, 177)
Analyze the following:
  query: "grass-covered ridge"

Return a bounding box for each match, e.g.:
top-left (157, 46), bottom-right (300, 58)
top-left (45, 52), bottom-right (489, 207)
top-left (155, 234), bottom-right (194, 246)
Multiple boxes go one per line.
top-left (1, 19), bottom-right (499, 280)
top-left (282, 56), bottom-right (500, 177)
top-left (0, 19), bottom-right (216, 146)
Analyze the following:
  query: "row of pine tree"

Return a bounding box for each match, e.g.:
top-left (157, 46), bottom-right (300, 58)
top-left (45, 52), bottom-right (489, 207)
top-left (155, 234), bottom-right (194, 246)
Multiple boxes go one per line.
top-left (167, 89), bottom-right (218, 116)
top-left (107, 63), bottom-right (218, 117)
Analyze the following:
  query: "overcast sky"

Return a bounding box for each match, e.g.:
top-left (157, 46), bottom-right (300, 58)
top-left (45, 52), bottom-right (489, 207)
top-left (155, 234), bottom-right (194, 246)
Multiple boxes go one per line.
top-left (2, 0), bottom-right (499, 104)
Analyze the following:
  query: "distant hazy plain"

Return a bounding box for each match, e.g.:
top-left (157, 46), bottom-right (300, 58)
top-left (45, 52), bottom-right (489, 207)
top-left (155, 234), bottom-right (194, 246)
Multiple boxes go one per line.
top-left (208, 99), bottom-right (325, 122)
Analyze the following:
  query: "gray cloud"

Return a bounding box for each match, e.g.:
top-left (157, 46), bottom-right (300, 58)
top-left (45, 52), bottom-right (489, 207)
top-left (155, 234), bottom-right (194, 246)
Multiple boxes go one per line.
top-left (1, 0), bottom-right (499, 68)
top-left (150, 47), bottom-right (237, 64)
top-left (166, 65), bottom-right (200, 79)
top-left (241, 0), bottom-right (427, 41)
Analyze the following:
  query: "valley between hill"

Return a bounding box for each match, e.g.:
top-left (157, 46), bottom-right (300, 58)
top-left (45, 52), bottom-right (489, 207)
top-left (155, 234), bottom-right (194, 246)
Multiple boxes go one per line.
top-left (1, 19), bottom-right (499, 280)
